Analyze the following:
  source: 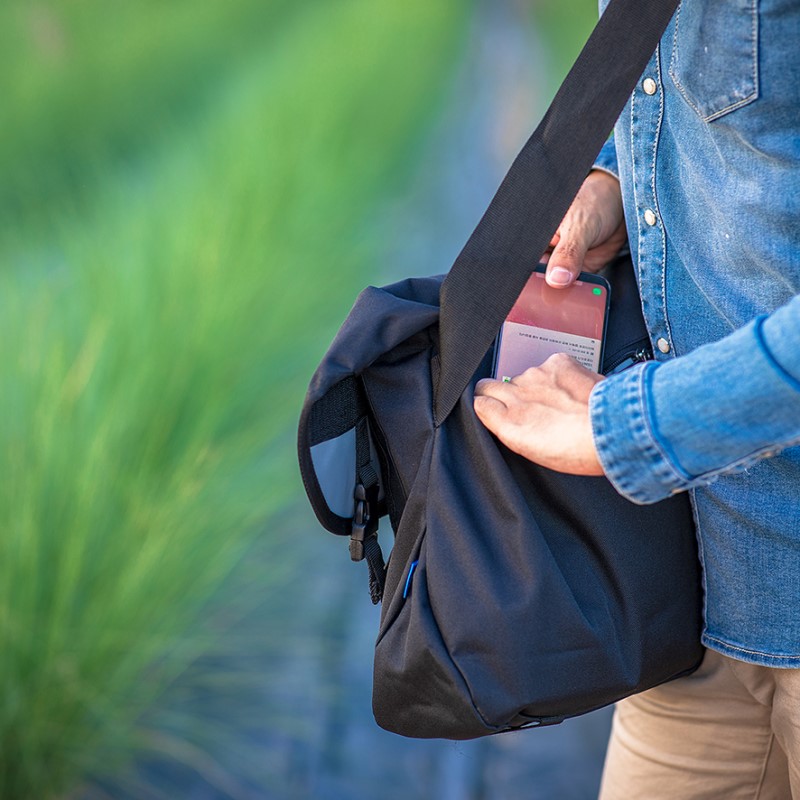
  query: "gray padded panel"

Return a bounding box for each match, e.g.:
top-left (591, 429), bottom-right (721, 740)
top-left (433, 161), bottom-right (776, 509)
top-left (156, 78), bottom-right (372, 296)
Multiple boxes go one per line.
top-left (311, 428), bottom-right (357, 519)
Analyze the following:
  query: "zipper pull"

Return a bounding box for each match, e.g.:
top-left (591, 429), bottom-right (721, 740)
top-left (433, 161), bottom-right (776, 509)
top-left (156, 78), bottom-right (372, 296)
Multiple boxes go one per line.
top-left (607, 347), bottom-right (652, 375)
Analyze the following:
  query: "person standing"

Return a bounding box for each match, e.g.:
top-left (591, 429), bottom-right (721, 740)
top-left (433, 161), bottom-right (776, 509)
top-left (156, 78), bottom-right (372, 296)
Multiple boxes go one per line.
top-left (475, 0), bottom-right (800, 795)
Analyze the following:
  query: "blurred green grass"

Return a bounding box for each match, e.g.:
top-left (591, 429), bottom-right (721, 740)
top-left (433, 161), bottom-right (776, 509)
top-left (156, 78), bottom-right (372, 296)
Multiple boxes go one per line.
top-left (532, 0), bottom-right (597, 84)
top-left (531, 0), bottom-right (598, 72)
top-left (0, 0), bottom-right (292, 223)
top-left (0, 0), bottom-right (466, 795)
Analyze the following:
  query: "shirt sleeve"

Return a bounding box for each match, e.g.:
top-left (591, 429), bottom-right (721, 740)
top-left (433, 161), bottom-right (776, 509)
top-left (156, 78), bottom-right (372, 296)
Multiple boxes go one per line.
top-left (589, 294), bottom-right (800, 504)
top-left (592, 135), bottom-right (619, 180)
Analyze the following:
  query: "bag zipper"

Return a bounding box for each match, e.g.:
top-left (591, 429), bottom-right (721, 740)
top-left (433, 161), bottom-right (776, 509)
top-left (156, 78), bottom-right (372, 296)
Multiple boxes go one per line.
top-left (605, 345), bottom-right (652, 375)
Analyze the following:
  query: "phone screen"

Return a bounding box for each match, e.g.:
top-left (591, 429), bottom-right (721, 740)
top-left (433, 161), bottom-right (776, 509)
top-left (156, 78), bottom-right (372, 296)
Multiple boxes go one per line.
top-left (493, 268), bottom-right (609, 381)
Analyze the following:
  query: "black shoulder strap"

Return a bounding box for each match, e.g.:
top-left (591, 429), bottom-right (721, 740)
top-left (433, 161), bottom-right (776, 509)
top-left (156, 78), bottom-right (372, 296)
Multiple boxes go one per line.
top-left (434, 0), bottom-right (679, 424)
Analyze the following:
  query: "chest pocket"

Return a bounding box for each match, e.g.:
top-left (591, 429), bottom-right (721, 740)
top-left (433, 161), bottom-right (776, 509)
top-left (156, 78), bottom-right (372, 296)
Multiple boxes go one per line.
top-left (669, 0), bottom-right (759, 122)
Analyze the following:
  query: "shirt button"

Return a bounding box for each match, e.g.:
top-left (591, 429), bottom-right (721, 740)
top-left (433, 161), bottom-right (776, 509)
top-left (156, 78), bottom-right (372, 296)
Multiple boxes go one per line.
top-left (644, 208), bottom-right (658, 226)
top-left (643, 77), bottom-right (658, 95)
top-left (657, 337), bottom-right (671, 354)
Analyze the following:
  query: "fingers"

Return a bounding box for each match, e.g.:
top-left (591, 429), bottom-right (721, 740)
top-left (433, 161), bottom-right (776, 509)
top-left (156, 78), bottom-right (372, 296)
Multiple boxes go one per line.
top-left (473, 359), bottom-right (605, 475)
top-left (546, 233), bottom-right (589, 288)
top-left (473, 394), bottom-right (504, 426)
top-left (473, 378), bottom-right (514, 432)
top-left (546, 231), bottom-right (561, 251)
top-left (544, 170), bottom-right (626, 289)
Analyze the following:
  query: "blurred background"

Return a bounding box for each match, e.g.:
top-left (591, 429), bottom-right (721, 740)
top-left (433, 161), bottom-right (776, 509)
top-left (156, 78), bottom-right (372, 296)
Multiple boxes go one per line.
top-left (0, 0), bottom-right (610, 797)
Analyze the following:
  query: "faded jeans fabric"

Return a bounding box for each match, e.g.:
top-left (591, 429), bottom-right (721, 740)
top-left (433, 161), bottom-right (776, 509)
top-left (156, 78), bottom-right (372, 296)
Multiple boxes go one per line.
top-left (589, 0), bottom-right (800, 665)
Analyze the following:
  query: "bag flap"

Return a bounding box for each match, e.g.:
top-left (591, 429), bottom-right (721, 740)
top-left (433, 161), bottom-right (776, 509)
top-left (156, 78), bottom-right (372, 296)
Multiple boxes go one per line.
top-left (298, 275), bottom-right (443, 536)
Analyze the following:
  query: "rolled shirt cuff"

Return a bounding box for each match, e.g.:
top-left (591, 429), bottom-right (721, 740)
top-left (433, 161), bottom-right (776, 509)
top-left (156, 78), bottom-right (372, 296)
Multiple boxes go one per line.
top-left (592, 137), bottom-right (619, 181)
top-left (589, 308), bottom-right (800, 504)
top-left (590, 362), bottom-right (684, 504)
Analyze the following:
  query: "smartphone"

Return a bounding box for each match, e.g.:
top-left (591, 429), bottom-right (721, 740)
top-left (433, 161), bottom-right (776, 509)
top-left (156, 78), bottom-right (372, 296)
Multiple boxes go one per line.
top-left (492, 266), bottom-right (610, 381)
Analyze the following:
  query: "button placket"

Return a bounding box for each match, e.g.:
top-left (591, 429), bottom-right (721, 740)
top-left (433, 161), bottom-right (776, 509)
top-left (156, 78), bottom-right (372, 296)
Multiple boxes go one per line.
top-left (630, 48), bottom-right (673, 360)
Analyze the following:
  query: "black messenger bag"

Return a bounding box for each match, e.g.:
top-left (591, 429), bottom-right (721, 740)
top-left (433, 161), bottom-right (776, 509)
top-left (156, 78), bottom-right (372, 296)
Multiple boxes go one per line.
top-left (298, 0), bottom-right (703, 739)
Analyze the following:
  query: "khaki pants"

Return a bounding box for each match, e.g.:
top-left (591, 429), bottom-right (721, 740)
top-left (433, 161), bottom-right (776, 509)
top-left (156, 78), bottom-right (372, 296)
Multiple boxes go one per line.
top-left (599, 649), bottom-right (800, 799)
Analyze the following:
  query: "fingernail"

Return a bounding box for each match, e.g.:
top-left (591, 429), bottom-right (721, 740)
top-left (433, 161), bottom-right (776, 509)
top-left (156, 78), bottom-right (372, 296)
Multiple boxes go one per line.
top-left (548, 267), bottom-right (572, 286)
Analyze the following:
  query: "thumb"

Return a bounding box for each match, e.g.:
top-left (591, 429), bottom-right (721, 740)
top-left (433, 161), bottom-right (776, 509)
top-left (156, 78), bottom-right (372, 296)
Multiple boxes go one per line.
top-left (546, 229), bottom-right (590, 288)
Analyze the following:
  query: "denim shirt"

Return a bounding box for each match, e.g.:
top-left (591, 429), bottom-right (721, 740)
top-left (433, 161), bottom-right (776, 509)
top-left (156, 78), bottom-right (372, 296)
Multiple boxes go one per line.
top-left (589, 0), bottom-right (800, 666)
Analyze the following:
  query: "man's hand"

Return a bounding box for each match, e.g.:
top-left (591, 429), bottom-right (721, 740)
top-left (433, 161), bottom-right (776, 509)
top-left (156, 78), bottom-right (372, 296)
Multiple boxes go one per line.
top-left (543, 170), bottom-right (625, 288)
top-left (474, 354), bottom-right (605, 475)
top-left (475, 172), bottom-right (622, 473)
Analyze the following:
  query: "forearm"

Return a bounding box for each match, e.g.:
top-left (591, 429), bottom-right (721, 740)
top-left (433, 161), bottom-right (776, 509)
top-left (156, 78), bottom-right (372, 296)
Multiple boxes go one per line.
top-left (590, 294), bottom-right (800, 503)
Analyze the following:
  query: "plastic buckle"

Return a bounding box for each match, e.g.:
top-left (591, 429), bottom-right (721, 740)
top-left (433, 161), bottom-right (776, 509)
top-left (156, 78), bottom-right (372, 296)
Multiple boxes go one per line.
top-left (350, 482), bottom-right (379, 562)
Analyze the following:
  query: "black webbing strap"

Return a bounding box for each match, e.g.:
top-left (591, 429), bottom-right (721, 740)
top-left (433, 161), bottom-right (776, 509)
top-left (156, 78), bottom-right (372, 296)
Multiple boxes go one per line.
top-left (352, 417), bottom-right (386, 604)
top-left (362, 533), bottom-right (386, 606)
top-left (434, 0), bottom-right (679, 424)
